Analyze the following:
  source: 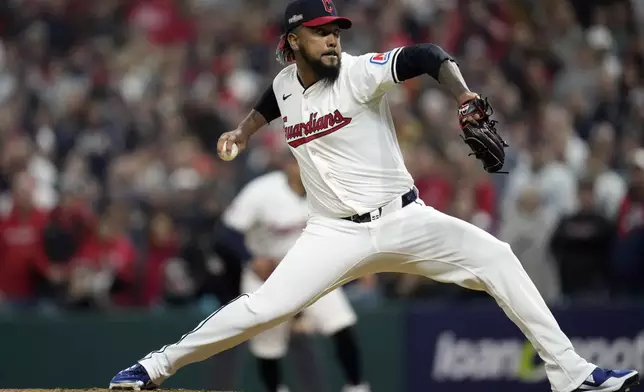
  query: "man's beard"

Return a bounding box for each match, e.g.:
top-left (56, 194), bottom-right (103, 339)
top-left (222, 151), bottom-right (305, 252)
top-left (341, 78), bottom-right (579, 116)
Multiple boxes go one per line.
top-left (300, 46), bottom-right (341, 86)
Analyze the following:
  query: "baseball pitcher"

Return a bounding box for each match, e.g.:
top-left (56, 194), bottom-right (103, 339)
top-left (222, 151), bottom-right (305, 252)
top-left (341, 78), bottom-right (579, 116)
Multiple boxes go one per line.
top-left (110, 1), bottom-right (639, 392)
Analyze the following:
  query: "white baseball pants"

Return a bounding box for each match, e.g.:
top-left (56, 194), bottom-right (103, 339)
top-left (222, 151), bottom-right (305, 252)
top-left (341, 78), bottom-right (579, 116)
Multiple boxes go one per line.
top-left (139, 197), bottom-right (595, 392)
top-left (241, 267), bottom-right (357, 358)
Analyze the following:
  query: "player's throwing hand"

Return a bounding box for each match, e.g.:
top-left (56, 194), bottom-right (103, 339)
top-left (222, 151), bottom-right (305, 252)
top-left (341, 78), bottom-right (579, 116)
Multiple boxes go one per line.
top-left (217, 128), bottom-right (249, 160)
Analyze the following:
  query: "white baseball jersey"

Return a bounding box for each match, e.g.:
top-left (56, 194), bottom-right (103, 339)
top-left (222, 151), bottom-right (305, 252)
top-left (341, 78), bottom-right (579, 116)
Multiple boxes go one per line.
top-left (273, 48), bottom-right (414, 218)
top-left (222, 171), bottom-right (308, 261)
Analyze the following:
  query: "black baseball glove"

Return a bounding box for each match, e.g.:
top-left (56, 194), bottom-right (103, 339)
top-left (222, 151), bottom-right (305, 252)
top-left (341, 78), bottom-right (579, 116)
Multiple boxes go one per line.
top-left (458, 96), bottom-right (509, 173)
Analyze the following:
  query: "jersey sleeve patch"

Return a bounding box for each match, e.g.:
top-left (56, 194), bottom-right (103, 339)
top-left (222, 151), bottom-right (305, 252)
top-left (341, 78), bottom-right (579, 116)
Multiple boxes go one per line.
top-left (369, 51), bottom-right (392, 65)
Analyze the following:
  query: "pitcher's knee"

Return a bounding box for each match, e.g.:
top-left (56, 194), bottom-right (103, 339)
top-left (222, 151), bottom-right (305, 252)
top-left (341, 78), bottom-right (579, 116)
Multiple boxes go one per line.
top-left (245, 291), bottom-right (300, 326)
top-left (480, 240), bottom-right (521, 270)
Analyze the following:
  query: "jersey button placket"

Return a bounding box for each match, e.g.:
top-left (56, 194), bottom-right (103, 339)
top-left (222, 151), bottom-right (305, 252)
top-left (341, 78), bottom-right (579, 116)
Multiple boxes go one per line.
top-left (301, 89), bottom-right (351, 210)
top-left (301, 93), bottom-right (322, 174)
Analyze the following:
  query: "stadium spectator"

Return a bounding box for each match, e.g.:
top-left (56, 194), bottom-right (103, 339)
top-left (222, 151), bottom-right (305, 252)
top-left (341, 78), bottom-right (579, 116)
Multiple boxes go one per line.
top-left (42, 178), bottom-right (97, 265)
top-left (0, 171), bottom-right (55, 307)
top-left (616, 148), bottom-right (644, 237)
top-left (611, 149), bottom-right (644, 297)
top-left (141, 210), bottom-right (179, 307)
top-left (549, 178), bottom-right (615, 300)
top-left (582, 122), bottom-right (627, 218)
top-left (66, 202), bottom-right (137, 309)
top-left (502, 137), bottom-right (577, 220)
top-left (499, 184), bottom-right (561, 304)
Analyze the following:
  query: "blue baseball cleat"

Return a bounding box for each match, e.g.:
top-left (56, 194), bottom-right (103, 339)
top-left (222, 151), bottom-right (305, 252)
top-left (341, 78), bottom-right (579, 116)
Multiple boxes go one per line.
top-left (109, 363), bottom-right (158, 390)
top-left (575, 368), bottom-right (639, 392)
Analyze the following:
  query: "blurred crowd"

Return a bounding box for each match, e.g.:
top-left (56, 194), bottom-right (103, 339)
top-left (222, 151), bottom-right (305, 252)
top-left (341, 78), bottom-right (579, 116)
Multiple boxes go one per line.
top-left (0, 0), bottom-right (643, 314)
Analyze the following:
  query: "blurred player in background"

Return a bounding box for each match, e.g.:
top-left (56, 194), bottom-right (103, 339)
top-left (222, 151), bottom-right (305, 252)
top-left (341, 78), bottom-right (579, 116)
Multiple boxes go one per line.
top-left (218, 151), bottom-right (369, 392)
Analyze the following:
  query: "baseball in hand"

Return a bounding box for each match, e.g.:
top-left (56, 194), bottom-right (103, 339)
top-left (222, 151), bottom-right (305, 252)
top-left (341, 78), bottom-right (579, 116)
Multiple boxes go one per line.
top-left (220, 141), bottom-right (239, 161)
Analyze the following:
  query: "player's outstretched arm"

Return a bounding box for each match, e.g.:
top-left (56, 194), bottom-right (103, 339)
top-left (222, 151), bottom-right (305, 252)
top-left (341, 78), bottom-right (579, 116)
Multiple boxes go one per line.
top-left (394, 44), bottom-right (508, 172)
top-left (217, 84), bottom-right (282, 158)
top-left (437, 59), bottom-right (478, 105)
top-left (395, 44), bottom-right (477, 105)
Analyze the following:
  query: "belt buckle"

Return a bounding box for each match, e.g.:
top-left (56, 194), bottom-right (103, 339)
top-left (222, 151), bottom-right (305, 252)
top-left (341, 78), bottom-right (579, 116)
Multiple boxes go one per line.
top-left (369, 207), bottom-right (382, 221)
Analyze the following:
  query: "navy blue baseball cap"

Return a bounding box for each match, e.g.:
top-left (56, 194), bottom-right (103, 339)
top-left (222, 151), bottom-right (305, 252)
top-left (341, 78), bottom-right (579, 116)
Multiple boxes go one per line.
top-left (283, 0), bottom-right (352, 33)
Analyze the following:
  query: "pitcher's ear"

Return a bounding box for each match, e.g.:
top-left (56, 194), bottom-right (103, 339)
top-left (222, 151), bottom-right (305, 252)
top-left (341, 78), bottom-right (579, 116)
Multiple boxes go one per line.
top-left (288, 31), bottom-right (300, 51)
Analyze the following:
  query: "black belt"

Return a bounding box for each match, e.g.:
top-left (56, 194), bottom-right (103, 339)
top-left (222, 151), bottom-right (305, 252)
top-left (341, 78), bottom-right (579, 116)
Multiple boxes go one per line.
top-left (342, 189), bottom-right (418, 223)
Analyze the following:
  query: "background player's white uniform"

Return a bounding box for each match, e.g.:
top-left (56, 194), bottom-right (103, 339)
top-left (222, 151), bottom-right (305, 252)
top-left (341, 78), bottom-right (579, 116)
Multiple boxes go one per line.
top-left (137, 48), bottom-right (598, 392)
top-left (222, 171), bottom-right (357, 359)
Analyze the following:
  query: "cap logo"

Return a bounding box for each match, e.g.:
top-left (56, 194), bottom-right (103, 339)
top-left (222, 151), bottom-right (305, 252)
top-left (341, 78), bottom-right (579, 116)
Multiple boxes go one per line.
top-left (322, 0), bottom-right (334, 13)
top-left (289, 14), bottom-right (303, 24)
